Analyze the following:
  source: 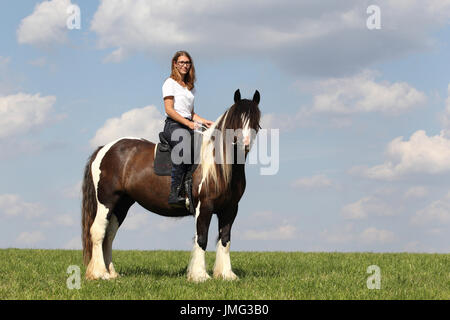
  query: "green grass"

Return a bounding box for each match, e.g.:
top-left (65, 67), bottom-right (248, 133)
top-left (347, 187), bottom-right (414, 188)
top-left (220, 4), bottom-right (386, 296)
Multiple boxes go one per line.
top-left (0, 249), bottom-right (448, 299)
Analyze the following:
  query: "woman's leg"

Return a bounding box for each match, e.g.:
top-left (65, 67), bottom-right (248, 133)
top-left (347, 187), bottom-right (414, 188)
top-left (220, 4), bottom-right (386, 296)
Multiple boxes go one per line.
top-left (164, 118), bottom-right (191, 206)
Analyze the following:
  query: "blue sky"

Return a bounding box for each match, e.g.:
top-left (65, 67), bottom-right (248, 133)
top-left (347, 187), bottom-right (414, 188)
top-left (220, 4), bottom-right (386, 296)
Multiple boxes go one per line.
top-left (1, 0), bottom-right (450, 253)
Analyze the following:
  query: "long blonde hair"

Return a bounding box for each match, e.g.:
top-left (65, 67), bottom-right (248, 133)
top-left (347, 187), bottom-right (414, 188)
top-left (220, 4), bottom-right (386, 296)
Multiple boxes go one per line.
top-left (170, 51), bottom-right (196, 90)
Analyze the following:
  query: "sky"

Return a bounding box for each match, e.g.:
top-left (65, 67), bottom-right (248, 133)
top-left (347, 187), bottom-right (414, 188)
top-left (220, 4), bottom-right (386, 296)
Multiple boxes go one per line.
top-left (1, 0), bottom-right (450, 253)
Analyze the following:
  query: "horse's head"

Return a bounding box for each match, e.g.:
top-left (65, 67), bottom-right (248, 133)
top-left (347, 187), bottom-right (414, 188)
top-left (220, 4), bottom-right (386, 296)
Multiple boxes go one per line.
top-left (216, 89), bottom-right (261, 153)
top-left (200, 89), bottom-right (261, 192)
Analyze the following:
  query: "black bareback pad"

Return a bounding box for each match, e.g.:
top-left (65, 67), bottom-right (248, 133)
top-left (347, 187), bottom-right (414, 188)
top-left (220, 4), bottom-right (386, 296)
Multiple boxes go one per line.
top-left (153, 142), bottom-right (173, 176)
top-left (153, 131), bottom-right (201, 177)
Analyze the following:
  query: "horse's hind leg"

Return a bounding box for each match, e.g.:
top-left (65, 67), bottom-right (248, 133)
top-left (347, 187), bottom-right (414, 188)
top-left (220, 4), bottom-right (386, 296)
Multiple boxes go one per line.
top-left (102, 196), bottom-right (134, 279)
top-left (86, 201), bottom-right (112, 280)
top-left (102, 214), bottom-right (120, 279)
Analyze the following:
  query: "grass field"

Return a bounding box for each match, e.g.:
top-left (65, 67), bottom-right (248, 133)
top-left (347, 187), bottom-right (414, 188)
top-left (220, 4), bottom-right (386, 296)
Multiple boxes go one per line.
top-left (0, 249), bottom-right (448, 299)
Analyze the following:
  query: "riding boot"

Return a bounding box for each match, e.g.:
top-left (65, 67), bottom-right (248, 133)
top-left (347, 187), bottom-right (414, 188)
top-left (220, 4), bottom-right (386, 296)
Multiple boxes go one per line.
top-left (168, 182), bottom-right (185, 207)
top-left (168, 168), bottom-right (186, 207)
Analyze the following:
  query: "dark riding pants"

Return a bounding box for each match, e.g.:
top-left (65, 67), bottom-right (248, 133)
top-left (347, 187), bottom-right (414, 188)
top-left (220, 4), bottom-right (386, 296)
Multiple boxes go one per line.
top-left (163, 117), bottom-right (194, 187)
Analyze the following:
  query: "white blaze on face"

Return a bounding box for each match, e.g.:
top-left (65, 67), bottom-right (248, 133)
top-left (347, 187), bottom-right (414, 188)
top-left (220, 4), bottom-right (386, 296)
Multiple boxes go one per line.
top-left (242, 116), bottom-right (251, 146)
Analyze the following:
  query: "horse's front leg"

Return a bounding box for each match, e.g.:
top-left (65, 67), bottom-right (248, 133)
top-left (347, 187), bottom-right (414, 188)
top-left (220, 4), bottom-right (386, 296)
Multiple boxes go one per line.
top-left (187, 201), bottom-right (213, 282)
top-left (214, 204), bottom-right (238, 280)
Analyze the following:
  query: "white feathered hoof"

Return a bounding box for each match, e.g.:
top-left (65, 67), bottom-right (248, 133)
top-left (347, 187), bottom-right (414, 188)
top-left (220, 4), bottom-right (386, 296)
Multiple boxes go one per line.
top-left (187, 241), bottom-right (211, 283)
top-left (187, 271), bottom-right (211, 283)
top-left (213, 241), bottom-right (238, 281)
top-left (213, 269), bottom-right (239, 281)
top-left (85, 265), bottom-right (110, 280)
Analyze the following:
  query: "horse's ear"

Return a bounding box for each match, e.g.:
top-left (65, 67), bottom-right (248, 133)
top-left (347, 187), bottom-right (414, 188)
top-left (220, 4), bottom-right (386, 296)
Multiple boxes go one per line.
top-left (234, 89), bottom-right (241, 104)
top-left (253, 90), bottom-right (260, 104)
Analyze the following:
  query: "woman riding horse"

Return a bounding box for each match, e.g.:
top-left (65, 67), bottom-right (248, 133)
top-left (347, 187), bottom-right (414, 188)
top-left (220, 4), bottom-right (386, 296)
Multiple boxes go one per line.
top-left (162, 51), bottom-right (213, 207)
top-left (81, 73), bottom-right (261, 282)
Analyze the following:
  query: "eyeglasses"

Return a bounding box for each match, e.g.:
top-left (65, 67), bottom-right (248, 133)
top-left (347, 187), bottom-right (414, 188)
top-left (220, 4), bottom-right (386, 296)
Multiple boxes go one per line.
top-left (177, 61), bottom-right (191, 66)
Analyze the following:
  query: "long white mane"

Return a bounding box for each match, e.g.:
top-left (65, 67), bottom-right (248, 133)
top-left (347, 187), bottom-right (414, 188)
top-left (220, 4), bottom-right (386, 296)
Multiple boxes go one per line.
top-left (199, 111), bottom-right (233, 193)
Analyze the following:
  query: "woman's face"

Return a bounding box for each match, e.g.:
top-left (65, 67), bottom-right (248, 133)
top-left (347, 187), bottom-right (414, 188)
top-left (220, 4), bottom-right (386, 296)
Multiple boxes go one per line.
top-left (175, 55), bottom-right (191, 76)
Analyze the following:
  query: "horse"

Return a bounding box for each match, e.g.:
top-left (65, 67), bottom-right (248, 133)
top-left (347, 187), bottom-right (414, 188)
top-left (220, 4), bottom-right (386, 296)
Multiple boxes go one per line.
top-left (81, 89), bottom-right (261, 282)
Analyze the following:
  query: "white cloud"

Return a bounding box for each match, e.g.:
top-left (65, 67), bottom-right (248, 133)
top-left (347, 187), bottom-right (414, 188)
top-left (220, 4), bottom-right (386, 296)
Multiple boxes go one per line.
top-left (0, 194), bottom-right (45, 219)
top-left (90, 1), bottom-right (450, 75)
top-left (411, 193), bottom-right (450, 225)
top-left (242, 225), bottom-right (296, 241)
top-left (17, 0), bottom-right (73, 47)
top-left (292, 174), bottom-right (333, 189)
top-left (90, 105), bottom-right (164, 148)
top-left (16, 231), bottom-right (45, 246)
top-left (266, 70), bottom-right (426, 131)
top-left (0, 93), bottom-right (57, 139)
top-left (355, 130), bottom-right (450, 180)
top-left (341, 196), bottom-right (396, 219)
top-left (307, 70), bottom-right (426, 115)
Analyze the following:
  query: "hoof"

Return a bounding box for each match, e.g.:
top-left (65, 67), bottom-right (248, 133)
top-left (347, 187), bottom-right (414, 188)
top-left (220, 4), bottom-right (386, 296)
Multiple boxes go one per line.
top-left (85, 263), bottom-right (111, 280)
top-left (107, 264), bottom-right (120, 279)
top-left (187, 272), bottom-right (211, 283)
top-left (213, 270), bottom-right (239, 281)
top-left (85, 270), bottom-right (110, 280)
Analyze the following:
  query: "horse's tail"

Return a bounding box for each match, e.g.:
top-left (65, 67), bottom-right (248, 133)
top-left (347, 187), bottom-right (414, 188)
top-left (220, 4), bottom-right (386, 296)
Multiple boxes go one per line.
top-left (81, 147), bottom-right (102, 266)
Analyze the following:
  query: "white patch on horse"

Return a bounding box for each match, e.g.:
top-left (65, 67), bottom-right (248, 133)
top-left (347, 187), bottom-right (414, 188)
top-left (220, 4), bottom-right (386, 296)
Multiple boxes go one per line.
top-left (213, 240), bottom-right (238, 280)
top-left (187, 200), bottom-right (211, 282)
top-left (241, 116), bottom-right (251, 146)
top-left (87, 137), bottom-right (140, 280)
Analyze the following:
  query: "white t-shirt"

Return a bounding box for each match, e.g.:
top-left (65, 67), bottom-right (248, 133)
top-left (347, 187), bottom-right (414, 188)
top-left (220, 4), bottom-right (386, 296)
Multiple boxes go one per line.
top-left (162, 77), bottom-right (195, 120)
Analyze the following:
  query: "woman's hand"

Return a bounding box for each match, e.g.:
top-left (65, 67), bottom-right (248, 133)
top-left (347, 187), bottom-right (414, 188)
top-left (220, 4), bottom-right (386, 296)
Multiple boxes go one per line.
top-left (203, 120), bottom-right (214, 128)
top-left (192, 112), bottom-right (214, 128)
top-left (188, 121), bottom-right (196, 130)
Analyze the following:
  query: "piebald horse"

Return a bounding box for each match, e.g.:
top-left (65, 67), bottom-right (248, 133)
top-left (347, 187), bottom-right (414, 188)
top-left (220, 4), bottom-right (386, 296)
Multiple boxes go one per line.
top-left (81, 89), bottom-right (261, 282)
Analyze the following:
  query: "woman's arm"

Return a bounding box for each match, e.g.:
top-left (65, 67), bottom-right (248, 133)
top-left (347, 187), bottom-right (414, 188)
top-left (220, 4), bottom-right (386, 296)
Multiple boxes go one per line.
top-left (164, 97), bottom-right (195, 129)
top-left (192, 112), bottom-right (214, 128)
